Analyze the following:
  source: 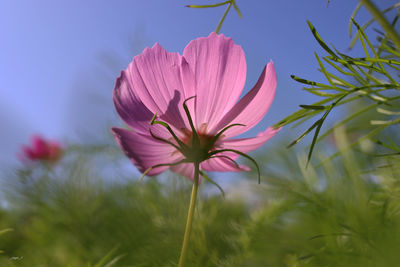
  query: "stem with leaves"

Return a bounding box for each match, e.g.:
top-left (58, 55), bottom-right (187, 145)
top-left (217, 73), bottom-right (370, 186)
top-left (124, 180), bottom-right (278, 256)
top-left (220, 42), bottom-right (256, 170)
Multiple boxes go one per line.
top-left (360, 0), bottom-right (400, 51)
top-left (276, 17), bottom-right (400, 165)
top-left (186, 0), bottom-right (242, 33)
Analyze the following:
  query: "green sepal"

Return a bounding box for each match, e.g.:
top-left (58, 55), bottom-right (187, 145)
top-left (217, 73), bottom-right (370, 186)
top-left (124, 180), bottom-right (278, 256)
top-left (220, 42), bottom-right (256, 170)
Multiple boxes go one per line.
top-left (182, 96), bottom-right (199, 144)
top-left (208, 123), bottom-right (245, 150)
top-left (140, 159), bottom-right (189, 182)
top-left (199, 170), bottom-right (225, 198)
top-left (210, 155), bottom-right (240, 169)
top-left (209, 149), bottom-right (261, 184)
top-left (150, 113), bottom-right (187, 149)
top-left (149, 129), bottom-right (182, 152)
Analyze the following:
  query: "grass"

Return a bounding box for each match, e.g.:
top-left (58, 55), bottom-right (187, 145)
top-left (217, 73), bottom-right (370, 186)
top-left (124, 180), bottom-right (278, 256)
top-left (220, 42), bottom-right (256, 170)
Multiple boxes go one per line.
top-left (1, 127), bottom-right (400, 266)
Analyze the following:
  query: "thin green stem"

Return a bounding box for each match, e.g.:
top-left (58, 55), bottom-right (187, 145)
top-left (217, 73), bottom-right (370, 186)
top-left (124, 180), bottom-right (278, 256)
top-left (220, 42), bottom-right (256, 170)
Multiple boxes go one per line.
top-left (215, 2), bottom-right (232, 33)
top-left (178, 162), bottom-right (200, 267)
top-left (360, 0), bottom-right (400, 51)
top-left (187, 1), bottom-right (230, 8)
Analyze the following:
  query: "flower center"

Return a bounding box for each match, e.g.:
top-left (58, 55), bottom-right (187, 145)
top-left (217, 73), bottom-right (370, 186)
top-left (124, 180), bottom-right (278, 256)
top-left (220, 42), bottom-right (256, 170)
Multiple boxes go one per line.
top-left (180, 128), bottom-right (217, 163)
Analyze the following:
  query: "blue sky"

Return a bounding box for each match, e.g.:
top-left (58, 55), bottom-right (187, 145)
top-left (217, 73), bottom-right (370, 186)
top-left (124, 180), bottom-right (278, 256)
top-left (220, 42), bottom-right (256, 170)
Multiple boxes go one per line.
top-left (0, 0), bottom-right (394, 166)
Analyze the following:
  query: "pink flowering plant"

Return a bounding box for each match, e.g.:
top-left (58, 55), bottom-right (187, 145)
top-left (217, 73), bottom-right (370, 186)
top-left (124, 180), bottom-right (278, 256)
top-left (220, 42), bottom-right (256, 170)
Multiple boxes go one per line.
top-left (112, 33), bottom-right (278, 182)
top-left (3, 0), bottom-right (400, 266)
top-left (112, 32), bottom-right (278, 266)
top-left (19, 135), bottom-right (63, 164)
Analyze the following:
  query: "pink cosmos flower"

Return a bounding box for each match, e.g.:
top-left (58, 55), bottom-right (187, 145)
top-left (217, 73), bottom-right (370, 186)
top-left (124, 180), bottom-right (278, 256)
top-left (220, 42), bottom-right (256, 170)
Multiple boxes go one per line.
top-left (112, 33), bottom-right (279, 181)
top-left (19, 135), bottom-right (63, 163)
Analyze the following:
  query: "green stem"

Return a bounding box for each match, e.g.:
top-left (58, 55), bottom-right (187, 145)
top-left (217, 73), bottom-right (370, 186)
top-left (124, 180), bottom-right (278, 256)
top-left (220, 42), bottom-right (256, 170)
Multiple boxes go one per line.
top-left (360, 0), bottom-right (400, 51)
top-left (178, 162), bottom-right (200, 267)
top-left (187, 1), bottom-right (230, 8)
top-left (215, 2), bottom-right (232, 33)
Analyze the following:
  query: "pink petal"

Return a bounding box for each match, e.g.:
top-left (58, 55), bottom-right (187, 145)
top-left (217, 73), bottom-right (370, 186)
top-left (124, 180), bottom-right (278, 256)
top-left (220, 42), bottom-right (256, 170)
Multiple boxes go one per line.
top-left (212, 61), bottom-right (277, 138)
top-left (114, 66), bottom-right (191, 139)
top-left (111, 127), bottom-right (183, 176)
top-left (219, 126), bottom-right (280, 154)
top-left (113, 70), bottom-right (156, 134)
top-left (183, 32), bottom-right (246, 132)
top-left (125, 43), bottom-right (195, 131)
top-left (170, 163), bottom-right (195, 181)
top-left (201, 157), bottom-right (250, 172)
top-left (48, 142), bottom-right (62, 161)
top-left (22, 146), bottom-right (35, 159)
top-left (31, 135), bottom-right (49, 158)
top-left (170, 157), bottom-right (250, 182)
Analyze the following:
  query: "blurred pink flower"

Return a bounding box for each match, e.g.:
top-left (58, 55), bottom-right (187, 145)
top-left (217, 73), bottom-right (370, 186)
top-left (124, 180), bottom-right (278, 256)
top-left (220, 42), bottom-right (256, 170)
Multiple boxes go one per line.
top-left (20, 135), bottom-right (63, 163)
top-left (112, 33), bottom-right (279, 180)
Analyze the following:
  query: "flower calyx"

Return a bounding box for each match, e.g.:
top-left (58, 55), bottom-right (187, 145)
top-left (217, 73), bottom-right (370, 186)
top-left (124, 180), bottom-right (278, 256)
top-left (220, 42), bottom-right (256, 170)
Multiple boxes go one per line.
top-left (140, 96), bottom-right (262, 186)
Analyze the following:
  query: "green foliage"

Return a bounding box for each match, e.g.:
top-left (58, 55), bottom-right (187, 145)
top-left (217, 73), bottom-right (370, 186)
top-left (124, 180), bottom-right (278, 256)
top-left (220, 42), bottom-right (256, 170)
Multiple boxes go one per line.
top-left (0, 229), bottom-right (13, 255)
top-left (240, 128), bottom-right (400, 267)
top-left (349, 2), bottom-right (400, 49)
top-left (276, 11), bottom-right (400, 164)
top-left (0, 157), bottom-right (249, 266)
top-left (2, 127), bottom-right (400, 266)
